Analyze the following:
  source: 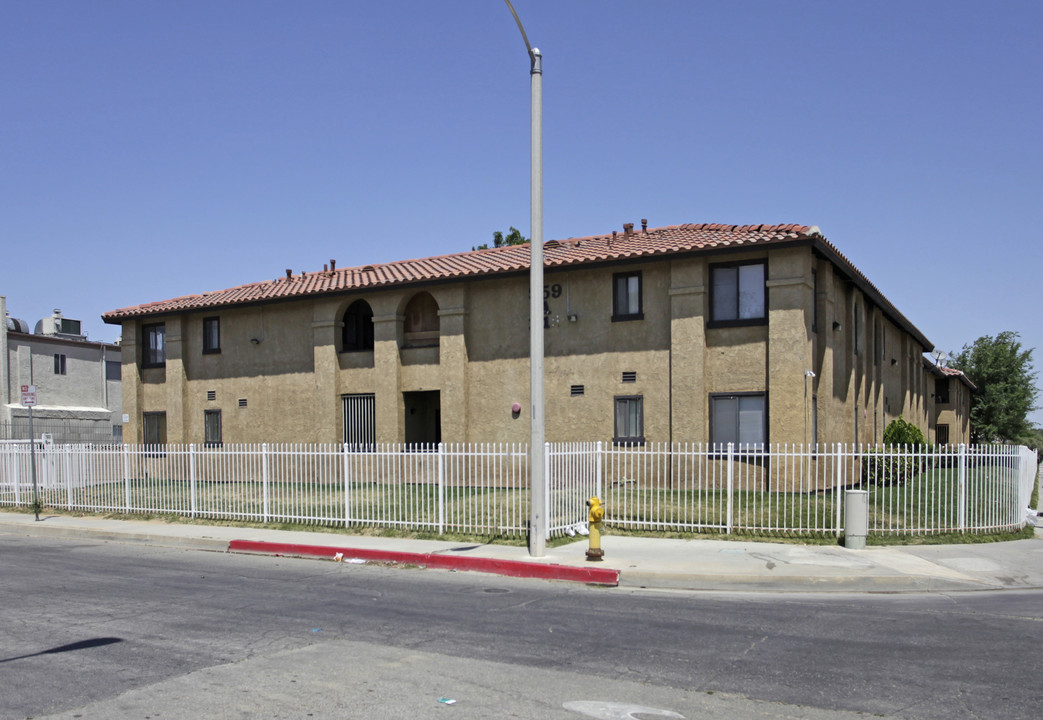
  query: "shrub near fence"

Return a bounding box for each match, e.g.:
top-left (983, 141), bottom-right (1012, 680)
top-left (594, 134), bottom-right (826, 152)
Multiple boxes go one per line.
top-left (0, 441), bottom-right (1036, 539)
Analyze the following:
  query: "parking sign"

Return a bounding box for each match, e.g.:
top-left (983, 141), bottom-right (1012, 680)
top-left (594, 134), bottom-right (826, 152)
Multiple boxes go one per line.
top-left (21, 385), bottom-right (37, 406)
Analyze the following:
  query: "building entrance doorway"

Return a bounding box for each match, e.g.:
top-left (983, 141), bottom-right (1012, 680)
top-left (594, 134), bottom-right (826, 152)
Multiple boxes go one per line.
top-left (403, 391), bottom-right (440, 446)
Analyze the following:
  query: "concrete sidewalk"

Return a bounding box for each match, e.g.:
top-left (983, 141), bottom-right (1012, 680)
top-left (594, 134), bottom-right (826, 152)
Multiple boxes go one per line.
top-left (2, 510), bottom-right (1041, 593)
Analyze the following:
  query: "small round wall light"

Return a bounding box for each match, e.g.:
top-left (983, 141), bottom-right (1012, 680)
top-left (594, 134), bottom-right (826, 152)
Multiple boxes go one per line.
top-left (511, 402), bottom-right (522, 415)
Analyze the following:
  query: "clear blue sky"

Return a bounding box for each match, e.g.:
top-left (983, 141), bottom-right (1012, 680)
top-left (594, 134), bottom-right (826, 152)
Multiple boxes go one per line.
top-left (3, 1), bottom-right (1040, 426)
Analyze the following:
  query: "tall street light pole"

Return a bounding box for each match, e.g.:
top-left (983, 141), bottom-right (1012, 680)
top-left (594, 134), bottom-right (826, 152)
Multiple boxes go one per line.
top-left (503, 0), bottom-right (545, 557)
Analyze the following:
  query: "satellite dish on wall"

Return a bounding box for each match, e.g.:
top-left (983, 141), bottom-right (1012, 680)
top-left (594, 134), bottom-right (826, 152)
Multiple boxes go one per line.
top-left (931, 349), bottom-right (948, 367)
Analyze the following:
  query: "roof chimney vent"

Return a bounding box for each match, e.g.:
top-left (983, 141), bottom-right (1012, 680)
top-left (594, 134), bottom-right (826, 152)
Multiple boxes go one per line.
top-left (285, 269), bottom-right (292, 280)
top-left (623, 223), bottom-right (634, 236)
top-left (641, 218), bottom-right (647, 232)
top-left (330, 258), bottom-right (336, 271)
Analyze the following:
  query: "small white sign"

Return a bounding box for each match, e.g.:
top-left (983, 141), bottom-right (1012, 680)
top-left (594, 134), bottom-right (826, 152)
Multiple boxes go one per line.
top-left (122, 414), bottom-right (130, 423)
top-left (21, 385), bottom-right (37, 406)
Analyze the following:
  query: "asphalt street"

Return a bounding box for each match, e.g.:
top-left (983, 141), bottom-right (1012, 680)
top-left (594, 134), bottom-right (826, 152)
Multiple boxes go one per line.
top-left (2, 533), bottom-right (1041, 720)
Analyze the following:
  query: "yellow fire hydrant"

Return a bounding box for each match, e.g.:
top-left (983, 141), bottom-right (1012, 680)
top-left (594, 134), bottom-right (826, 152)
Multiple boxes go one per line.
top-left (585, 496), bottom-right (605, 561)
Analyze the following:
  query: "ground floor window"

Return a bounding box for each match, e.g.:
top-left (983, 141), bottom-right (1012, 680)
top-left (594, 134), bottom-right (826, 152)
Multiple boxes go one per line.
top-left (143, 411), bottom-right (167, 446)
top-left (204, 409), bottom-right (222, 446)
top-left (936, 423), bottom-right (949, 445)
top-left (343, 393), bottom-right (376, 448)
top-left (710, 393), bottom-right (766, 446)
top-left (613, 395), bottom-right (644, 445)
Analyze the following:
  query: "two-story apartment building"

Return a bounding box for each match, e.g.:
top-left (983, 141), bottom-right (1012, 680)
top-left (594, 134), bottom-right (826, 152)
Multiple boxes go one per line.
top-left (925, 360), bottom-right (975, 445)
top-left (102, 222), bottom-right (961, 448)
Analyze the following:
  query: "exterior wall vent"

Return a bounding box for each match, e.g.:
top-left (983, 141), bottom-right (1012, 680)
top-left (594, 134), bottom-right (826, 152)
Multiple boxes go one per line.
top-left (206, 390), bottom-right (216, 401)
top-left (570, 385), bottom-right (585, 397)
top-left (622, 371), bottom-right (637, 383)
top-left (238, 398), bottom-right (248, 408)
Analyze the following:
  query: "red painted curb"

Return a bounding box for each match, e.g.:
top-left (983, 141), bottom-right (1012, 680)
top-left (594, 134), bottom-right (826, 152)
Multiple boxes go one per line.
top-left (228, 539), bottom-right (619, 585)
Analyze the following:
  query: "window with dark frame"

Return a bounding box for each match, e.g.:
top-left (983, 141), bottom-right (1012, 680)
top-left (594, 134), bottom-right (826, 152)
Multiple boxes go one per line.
top-left (143, 411), bottom-right (167, 446)
top-left (710, 393), bottom-right (766, 446)
top-left (105, 360), bottom-right (121, 381)
top-left (710, 261), bottom-right (766, 325)
top-left (203, 317), bottom-right (220, 354)
top-left (342, 300), bottom-right (375, 352)
top-left (611, 271), bottom-right (643, 322)
top-left (936, 424), bottom-right (950, 444)
top-left (613, 395), bottom-right (644, 444)
top-left (204, 409), bottom-right (222, 446)
top-left (53, 353), bottom-right (66, 375)
top-left (142, 323), bottom-right (166, 367)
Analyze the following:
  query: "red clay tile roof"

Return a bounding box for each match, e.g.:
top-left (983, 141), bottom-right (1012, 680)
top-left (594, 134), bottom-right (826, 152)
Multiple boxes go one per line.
top-left (102, 223), bottom-right (812, 321)
top-left (100, 221), bottom-right (931, 349)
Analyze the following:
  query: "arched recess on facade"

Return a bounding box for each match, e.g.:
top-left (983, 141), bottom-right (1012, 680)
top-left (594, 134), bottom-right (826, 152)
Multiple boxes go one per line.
top-left (402, 291), bottom-right (439, 348)
top-left (341, 299), bottom-right (375, 352)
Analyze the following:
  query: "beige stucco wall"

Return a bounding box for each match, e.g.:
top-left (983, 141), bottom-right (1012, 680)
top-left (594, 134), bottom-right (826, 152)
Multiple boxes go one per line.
top-left (118, 245), bottom-right (937, 447)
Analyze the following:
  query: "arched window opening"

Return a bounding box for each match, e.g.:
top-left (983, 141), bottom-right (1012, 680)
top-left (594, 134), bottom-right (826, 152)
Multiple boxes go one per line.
top-left (403, 292), bottom-right (439, 348)
top-left (342, 300), bottom-right (374, 352)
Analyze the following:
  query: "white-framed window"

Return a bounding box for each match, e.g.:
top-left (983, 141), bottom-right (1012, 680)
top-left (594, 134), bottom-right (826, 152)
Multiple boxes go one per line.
top-left (710, 393), bottom-right (766, 446)
top-left (710, 261), bottom-right (766, 324)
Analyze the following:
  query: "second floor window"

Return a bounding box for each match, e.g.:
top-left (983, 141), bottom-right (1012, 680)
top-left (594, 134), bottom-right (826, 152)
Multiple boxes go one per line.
top-left (612, 271), bottom-right (643, 321)
top-left (53, 353), bottom-right (66, 375)
top-left (203, 317), bottom-right (220, 354)
top-left (710, 261), bottom-right (766, 325)
top-left (935, 378), bottom-right (950, 404)
top-left (342, 300), bottom-right (375, 352)
top-left (403, 292), bottom-right (439, 348)
top-left (142, 323), bottom-right (165, 367)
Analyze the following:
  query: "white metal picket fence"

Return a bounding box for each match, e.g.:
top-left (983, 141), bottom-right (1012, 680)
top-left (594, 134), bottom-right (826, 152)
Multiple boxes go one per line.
top-left (0, 440), bottom-right (1036, 539)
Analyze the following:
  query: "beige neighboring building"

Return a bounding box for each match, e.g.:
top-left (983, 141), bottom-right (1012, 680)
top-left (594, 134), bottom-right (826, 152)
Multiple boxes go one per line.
top-left (102, 222), bottom-right (956, 448)
top-left (925, 360), bottom-right (975, 445)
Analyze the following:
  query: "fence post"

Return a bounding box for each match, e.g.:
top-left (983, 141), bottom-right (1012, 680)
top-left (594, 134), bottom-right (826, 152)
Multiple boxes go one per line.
top-left (65, 445), bottom-right (73, 509)
top-left (12, 448), bottom-right (22, 505)
top-left (188, 444), bottom-right (198, 518)
top-left (544, 442), bottom-right (552, 541)
top-left (342, 443), bottom-right (351, 529)
top-left (437, 442), bottom-right (445, 535)
top-left (595, 440), bottom-right (603, 500)
top-left (958, 443), bottom-right (967, 531)
top-left (123, 443), bottom-right (131, 512)
top-left (262, 443), bottom-right (271, 523)
top-left (834, 444), bottom-right (843, 538)
top-left (726, 442), bottom-right (735, 534)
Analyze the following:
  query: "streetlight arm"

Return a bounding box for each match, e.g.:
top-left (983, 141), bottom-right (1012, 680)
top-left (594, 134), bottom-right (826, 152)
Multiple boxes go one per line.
top-left (503, 0), bottom-right (536, 63)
